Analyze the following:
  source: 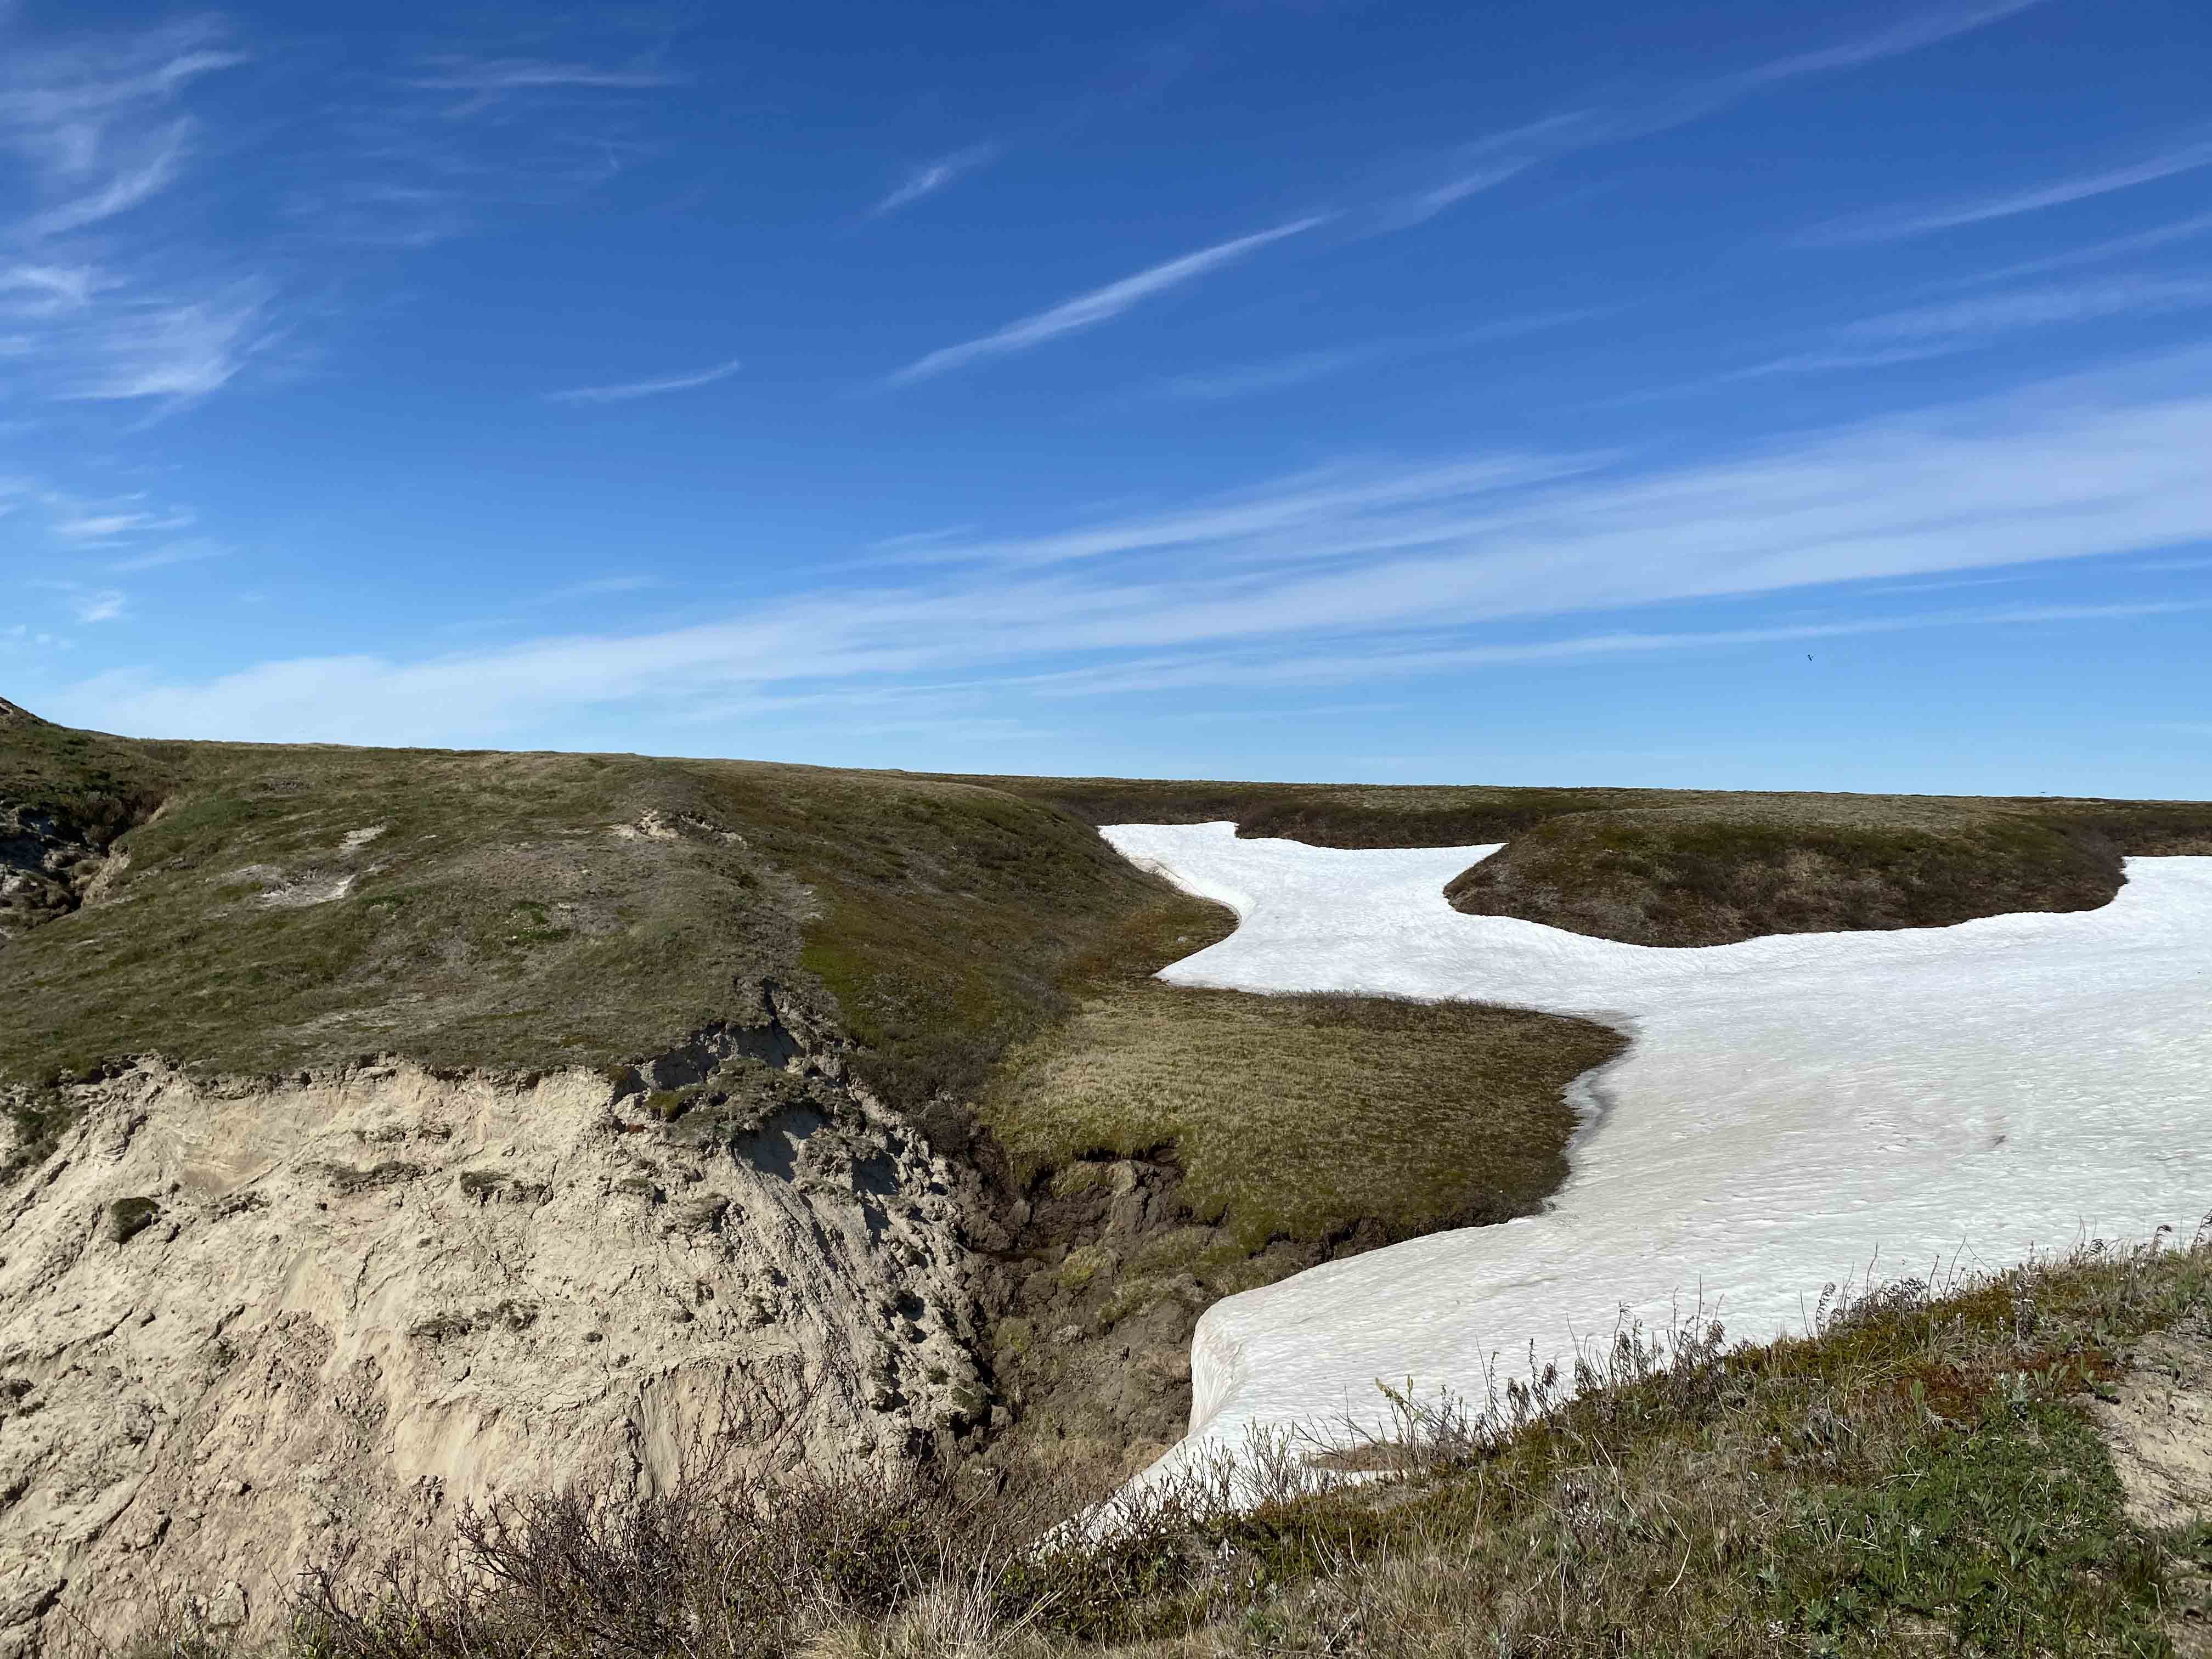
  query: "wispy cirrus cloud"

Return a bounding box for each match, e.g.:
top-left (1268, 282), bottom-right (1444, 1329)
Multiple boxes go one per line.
top-left (1802, 133), bottom-right (2212, 245)
top-left (1156, 308), bottom-right (1615, 401)
top-left (1847, 274), bottom-right (2212, 340)
top-left (1725, 0), bottom-right (2042, 87)
top-left (291, 49), bottom-right (677, 248)
top-left (50, 282), bottom-right (272, 402)
top-left (50, 350), bottom-right (2212, 746)
top-left (104, 538), bottom-right (227, 574)
top-left (1724, 273), bottom-right (2212, 380)
top-left (886, 215), bottom-right (1330, 385)
top-left (1377, 1), bottom-right (2043, 229)
top-left (546, 357), bottom-right (743, 404)
top-left (872, 143), bottom-right (1000, 216)
top-left (982, 595), bottom-right (2212, 700)
top-left (0, 15), bottom-right (267, 408)
top-left (403, 55), bottom-right (682, 117)
top-left (0, 16), bottom-right (244, 240)
top-left (71, 589), bottom-right (127, 623)
top-left (21, 120), bottom-right (191, 239)
top-left (0, 263), bottom-right (103, 315)
top-left (1949, 209), bottom-right (2212, 285)
top-left (871, 454), bottom-right (1612, 572)
top-left (531, 575), bottom-right (665, 602)
top-left (49, 504), bottom-right (195, 542)
top-left (26, 577), bottom-right (130, 624)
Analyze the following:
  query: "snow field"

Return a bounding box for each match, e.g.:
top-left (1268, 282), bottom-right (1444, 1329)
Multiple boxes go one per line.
top-left (1101, 822), bottom-right (2212, 1500)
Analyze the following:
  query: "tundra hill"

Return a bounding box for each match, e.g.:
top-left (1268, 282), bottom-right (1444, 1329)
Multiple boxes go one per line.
top-left (0, 704), bottom-right (1176, 1105)
top-left (4, 705), bottom-right (2209, 1649)
top-left (0, 706), bottom-right (1617, 1644)
top-left (934, 769), bottom-right (2212, 946)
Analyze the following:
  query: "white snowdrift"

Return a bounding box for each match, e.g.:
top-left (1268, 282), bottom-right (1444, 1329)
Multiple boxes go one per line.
top-left (1101, 822), bottom-right (2212, 1496)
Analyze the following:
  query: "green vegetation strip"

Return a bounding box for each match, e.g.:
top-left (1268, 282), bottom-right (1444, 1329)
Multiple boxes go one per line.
top-left (1074, 1238), bottom-right (2211, 1658)
top-left (985, 986), bottom-right (1623, 1255)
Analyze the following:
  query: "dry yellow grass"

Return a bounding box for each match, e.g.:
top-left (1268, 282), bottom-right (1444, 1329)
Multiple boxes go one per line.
top-left (984, 986), bottom-right (1624, 1255)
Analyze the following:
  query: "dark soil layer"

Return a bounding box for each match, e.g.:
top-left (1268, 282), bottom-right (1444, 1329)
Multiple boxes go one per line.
top-left (1444, 804), bottom-right (2123, 947)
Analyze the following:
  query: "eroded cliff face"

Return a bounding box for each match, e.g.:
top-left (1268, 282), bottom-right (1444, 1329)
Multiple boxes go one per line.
top-left (0, 801), bottom-right (128, 943)
top-left (0, 1005), bottom-right (990, 1652)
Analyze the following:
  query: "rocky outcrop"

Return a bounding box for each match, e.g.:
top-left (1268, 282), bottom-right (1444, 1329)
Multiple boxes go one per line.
top-left (0, 999), bottom-right (992, 1654)
top-left (0, 802), bottom-right (123, 943)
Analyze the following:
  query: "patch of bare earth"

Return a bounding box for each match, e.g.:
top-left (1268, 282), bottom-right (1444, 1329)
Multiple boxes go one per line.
top-left (2089, 1318), bottom-right (2212, 1655)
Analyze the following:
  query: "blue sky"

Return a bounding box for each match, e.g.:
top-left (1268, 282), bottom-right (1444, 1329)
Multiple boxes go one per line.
top-left (3, 0), bottom-right (2209, 795)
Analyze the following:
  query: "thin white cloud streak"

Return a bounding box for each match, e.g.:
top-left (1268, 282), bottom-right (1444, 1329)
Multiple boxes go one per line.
top-left (1954, 210), bottom-right (2212, 285)
top-left (1378, 148), bottom-right (1551, 232)
top-left (1845, 275), bottom-right (2212, 340)
top-left (105, 539), bottom-right (225, 574)
top-left (1803, 134), bottom-right (2212, 245)
top-left (0, 19), bottom-right (243, 241)
top-left (1157, 308), bottom-right (1618, 401)
top-left (1726, 0), bottom-right (2040, 85)
top-left (0, 18), bottom-right (265, 407)
top-left (1723, 275), bottom-right (2212, 382)
top-left (532, 575), bottom-right (665, 601)
top-left (1723, 343), bottom-right (1965, 381)
top-left (1159, 345), bottom-right (1378, 401)
top-left (22, 120), bottom-right (188, 238)
top-left (403, 57), bottom-right (681, 117)
top-left (872, 143), bottom-right (999, 216)
top-left (988, 599), bottom-right (2212, 699)
top-left (1379, 1), bottom-right (2043, 229)
top-left (545, 357), bottom-right (743, 404)
top-left (71, 589), bottom-right (125, 623)
top-left (48, 352), bottom-right (2212, 746)
top-left (405, 59), bottom-right (681, 92)
top-left (292, 47), bottom-right (673, 246)
top-left (0, 263), bottom-right (99, 313)
top-left (870, 455), bottom-right (1615, 571)
top-left (50, 506), bottom-right (193, 541)
top-left (52, 284), bottom-right (270, 402)
top-left (885, 216), bottom-right (1330, 385)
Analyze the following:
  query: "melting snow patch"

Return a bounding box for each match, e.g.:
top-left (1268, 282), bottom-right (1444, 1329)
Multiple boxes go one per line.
top-left (1101, 822), bottom-right (2212, 1505)
top-left (340, 824), bottom-right (387, 854)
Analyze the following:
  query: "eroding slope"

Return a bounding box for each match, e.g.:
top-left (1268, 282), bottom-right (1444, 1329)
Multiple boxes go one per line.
top-left (0, 1013), bottom-right (990, 1653)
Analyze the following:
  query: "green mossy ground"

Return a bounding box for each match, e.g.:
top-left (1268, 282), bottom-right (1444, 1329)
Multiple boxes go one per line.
top-left (985, 986), bottom-right (1622, 1252)
top-left (1443, 803), bottom-right (2121, 946)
